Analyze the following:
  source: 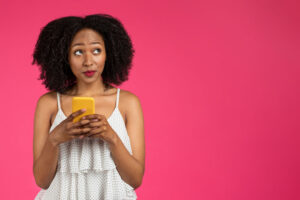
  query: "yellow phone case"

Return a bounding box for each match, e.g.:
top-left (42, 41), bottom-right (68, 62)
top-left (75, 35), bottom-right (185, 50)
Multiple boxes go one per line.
top-left (72, 97), bottom-right (95, 122)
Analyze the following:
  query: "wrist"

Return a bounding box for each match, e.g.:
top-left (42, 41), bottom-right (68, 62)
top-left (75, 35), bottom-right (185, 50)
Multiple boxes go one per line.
top-left (108, 132), bottom-right (120, 148)
top-left (48, 134), bottom-right (59, 147)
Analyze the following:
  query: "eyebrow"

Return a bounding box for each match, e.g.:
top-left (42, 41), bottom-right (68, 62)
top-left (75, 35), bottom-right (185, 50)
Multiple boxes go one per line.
top-left (71, 42), bottom-right (103, 47)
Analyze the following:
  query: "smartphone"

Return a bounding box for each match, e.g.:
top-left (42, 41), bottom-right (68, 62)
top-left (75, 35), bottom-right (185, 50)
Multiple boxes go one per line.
top-left (72, 97), bottom-right (95, 122)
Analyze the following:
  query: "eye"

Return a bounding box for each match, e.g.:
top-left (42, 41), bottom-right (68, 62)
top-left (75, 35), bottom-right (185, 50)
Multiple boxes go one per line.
top-left (74, 50), bottom-right (82, 56)
top-left (93, 48), bottom-right (101, 54)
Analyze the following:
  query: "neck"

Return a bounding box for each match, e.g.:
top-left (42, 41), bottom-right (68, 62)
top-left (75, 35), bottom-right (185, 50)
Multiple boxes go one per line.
top-left (69, 79), bottom-right (111, 97)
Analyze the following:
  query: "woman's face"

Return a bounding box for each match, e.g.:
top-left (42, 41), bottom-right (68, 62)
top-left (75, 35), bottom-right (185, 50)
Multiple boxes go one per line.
top-left (68, 28), bottom-right (106, 84)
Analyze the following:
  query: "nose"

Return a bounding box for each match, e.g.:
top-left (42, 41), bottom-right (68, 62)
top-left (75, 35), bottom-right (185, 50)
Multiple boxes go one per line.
top-left (83, 52), bottom-right (93, 66)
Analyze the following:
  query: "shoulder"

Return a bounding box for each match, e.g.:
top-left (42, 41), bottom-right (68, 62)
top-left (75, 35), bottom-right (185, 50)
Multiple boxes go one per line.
top-left (119, 89), bottom-right (143, 123)
top-left (36, 91), bottom-right (57, 106)
top-left (119, 89), bottom-right (143, 109)
top-left (35, 91), bottom-right (58, 117)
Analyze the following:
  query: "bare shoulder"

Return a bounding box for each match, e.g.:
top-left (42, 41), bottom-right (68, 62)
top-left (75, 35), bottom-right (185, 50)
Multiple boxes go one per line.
top-left (37, 91), bottom-right (56, 102)
top-left (35, 91), bottom-right (57, 120)
top-left (119, 89), bottom-right (143, 111)
top-left (36, 91), bottom-right (56, 109)
top-left (119, 89), bottom-right (143, 124)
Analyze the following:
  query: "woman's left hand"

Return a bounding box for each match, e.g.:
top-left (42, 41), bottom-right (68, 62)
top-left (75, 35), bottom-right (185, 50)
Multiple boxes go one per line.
top-left (80, 114), bottom-right (117, 145)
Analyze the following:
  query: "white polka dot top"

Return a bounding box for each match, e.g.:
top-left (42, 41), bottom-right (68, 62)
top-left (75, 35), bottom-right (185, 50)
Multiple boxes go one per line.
top-left (34, 88), bottom-right (137, 200)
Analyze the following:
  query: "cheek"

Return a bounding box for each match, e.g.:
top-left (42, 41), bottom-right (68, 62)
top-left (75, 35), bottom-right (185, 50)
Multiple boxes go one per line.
top-left (69, 56), bottom-right (80, 67)
top-left (69, 61), bottom-right (81, 74)
top-left (98, 55), bottom-right (106, 65)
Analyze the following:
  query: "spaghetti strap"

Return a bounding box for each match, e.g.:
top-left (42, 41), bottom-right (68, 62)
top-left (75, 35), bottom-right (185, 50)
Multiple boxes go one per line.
top-left (116, 88), bottom-right (120, 109)
top-left (57, 92), bottom-right (61, 110)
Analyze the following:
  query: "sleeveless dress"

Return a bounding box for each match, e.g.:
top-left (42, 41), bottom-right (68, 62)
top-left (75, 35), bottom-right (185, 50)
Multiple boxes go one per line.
top-left (34, 88), bottom-right (137, 200)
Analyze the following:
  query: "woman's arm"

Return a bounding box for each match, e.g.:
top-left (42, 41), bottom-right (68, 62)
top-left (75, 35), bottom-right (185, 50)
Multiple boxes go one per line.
top-left (33, 93), bottom-right (59, 189)
top-left (109, 92), bottom-right (145, 189)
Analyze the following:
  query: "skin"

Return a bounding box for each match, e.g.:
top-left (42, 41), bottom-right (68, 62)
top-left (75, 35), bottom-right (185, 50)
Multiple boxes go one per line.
top-left (33, 28), bottom-right (145, 190)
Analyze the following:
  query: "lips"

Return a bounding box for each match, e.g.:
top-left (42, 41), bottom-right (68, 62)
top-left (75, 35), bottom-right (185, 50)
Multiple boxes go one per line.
top-left (83, 70), bottom-right (96, 77)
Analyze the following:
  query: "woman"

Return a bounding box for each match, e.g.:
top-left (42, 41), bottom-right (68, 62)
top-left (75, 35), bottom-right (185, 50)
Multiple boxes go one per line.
top-left (32, 14), bottom-right (145, 199)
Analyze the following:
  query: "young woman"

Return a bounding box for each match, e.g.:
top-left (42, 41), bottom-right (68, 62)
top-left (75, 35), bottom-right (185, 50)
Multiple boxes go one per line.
top-left (32, 14), bottom-right (145, 199)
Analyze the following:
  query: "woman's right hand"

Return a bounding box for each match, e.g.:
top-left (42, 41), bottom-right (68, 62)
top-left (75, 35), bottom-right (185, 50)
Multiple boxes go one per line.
top-left (49, 109), bottom-right (91, 146)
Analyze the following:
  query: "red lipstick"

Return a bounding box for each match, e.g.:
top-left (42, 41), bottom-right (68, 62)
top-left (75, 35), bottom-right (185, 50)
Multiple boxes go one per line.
top-left (83, 71), bottom-right (96, 77)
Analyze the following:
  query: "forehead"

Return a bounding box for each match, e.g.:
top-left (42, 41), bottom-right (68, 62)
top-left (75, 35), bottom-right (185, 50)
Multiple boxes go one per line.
top-left (71, 28), bottom-right (104, 45)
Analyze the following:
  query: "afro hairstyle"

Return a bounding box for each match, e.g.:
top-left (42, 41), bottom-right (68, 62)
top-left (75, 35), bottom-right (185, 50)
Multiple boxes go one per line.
top-left (32, 13), bottom-right (135, 93)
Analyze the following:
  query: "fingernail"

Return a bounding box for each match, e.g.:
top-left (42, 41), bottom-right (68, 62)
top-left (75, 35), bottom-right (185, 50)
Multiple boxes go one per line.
top-left (81, 109), bottom-right (86, 112)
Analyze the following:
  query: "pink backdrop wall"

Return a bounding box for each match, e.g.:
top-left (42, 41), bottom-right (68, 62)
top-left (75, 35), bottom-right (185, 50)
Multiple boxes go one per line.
top-left (0, 0), bottom-right (299, 199)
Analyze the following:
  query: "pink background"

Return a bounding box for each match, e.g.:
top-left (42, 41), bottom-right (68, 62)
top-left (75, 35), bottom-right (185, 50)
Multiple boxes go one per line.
top-left (0, 0), bottom-right (299, 199)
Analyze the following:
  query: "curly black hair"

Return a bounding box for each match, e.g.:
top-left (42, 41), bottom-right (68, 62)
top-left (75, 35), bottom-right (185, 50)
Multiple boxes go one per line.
top-left (32, 14), bottom-right (135, 94)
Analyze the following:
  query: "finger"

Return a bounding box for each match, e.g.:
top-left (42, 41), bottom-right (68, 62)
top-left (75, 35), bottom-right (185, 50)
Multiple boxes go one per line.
top-left (88, 121), bottom-right (107, 128)
top-left (69, 127), bottom-right (91, 135)
top-left (81, 114), bottom-right (97, 120)
top-left (71, 119), bottom-right (91, 128)
top-left (65, 119), bottom-right (90, 130)
top-left (67, 109), bottom-right (87, 121)
top-left (82, 114), bottom-right (105, 121)
top-left (79, 119), bottom-right (99, 129)
top-left (86, 126), bottom-right (107, 137)
top-left (79, 135), bottom-right (85, 139)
